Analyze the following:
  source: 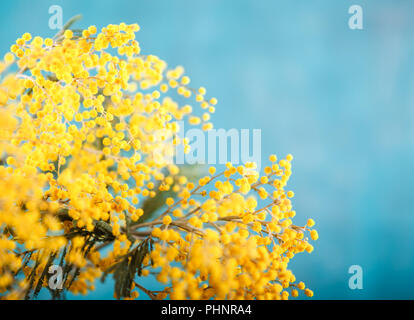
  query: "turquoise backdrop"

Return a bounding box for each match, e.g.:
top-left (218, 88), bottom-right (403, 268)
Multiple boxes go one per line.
top-left (1, 0), bottom-right (413, 299)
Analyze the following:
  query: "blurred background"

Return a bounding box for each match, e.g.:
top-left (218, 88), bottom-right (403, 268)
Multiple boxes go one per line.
top-left (1, 0), bottom-right (414, 299)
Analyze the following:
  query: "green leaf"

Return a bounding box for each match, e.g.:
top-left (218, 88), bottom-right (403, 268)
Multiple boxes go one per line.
top-left (137, 164), bottom-right (205, 223)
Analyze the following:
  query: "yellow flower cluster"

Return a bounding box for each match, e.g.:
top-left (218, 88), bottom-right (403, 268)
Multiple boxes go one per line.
top-left (0, 21), bottom-right (317, 300)
top-left (141, 158), bottom-right (317, 300)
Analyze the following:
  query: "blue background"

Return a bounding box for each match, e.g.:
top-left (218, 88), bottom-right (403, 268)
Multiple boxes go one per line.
top-left (1, 0), bottom-right (414, 299)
